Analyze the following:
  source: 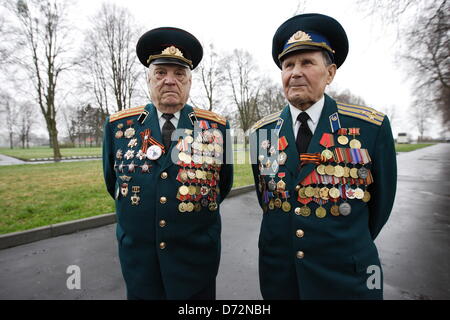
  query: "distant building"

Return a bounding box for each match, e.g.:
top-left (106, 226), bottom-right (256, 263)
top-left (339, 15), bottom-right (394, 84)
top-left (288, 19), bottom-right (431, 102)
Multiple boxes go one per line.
top-left (397, 132), bottom-right (410, 144)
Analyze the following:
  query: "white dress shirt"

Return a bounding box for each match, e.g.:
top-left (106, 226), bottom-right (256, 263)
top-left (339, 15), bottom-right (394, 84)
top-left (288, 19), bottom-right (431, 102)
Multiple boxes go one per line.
top-left (156, 109), bottom-right (180, 132)
top-left (289, 95), bottom-right (325, 138)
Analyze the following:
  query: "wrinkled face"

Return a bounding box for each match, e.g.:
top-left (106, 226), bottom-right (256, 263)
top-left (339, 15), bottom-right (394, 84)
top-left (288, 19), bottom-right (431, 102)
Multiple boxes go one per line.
top-left (281, 50), bottom-right (336, 110)
top-left (148, 63), bottom-right (192, 113)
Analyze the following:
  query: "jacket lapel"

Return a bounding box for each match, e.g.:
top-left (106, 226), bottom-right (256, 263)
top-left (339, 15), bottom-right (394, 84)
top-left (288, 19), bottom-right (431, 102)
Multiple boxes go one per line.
top-left (295, 94), bottom-right (339, 184)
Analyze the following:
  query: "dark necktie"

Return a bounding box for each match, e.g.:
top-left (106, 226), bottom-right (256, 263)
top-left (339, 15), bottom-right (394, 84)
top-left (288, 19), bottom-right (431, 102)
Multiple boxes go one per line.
top-left (161, 113), bottom-right (175, 151)
top-left (296, 112), bottom-right (312, 154)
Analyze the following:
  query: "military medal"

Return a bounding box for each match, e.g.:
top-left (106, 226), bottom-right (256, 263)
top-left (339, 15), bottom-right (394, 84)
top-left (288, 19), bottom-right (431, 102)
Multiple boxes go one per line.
top-left (276, 136), bottom-right (288, 165)
top-left (266, 176), bottom-right (275, 192)
top-left (320, 133), bottom-right (335, 161)
top-left (316, 206), bottom-right (327, 218)
top-left (116, 149), bottom-right (123, 160)
top-left (358, 167), bottom-right (369, 179)
top-left (120, 183), bottom-right (129, 197)
top-left (300, 206), bottom-right (311, 217)
top-left (337, 128), bottom-right (349, 145)
top-left (325, 164), bottom-right (335, 176)
top-left (128, 161), bottom-right (136, 173)
top-left (140, 161), bottom-right (151, 173)
top-left (362, 190), bottom-right (371, 202)
top-left (128, 138), bottom-right (138, 148)
top-left (135, 150), bottom-right (145, 161)
top-left (339, 202), bottom-right (351, 216)
top-left (330, 205), bottom-right (340, 216)
top-left (130, 186), bottom-right (140, 205)
top-left (178, 202), bottom-right (186, 213)
top-left (319, 187), bottom-right (329, 200)
top-left (334, 165), bottom-right (344, 178)
top-left (125, 149), bottom-right (134, 160)
top-left (350, 168), bottom-right (359, 179)
top-left (124, 120), bottom-right (136, 139)
top-left (146, 144), bottom-right (163, 160)
top-left (118, 161), bottom-right (125, 173)
top-left (316, 164), bottom-right (326, 175)
top-left (304, 186), bottom-right (315, 198)
top-left (276, 172), bottom-right (286, 191)
top-left (346, 186), bottom-right (356, 199)
top-left (115, 123), bottom-right (124, 139)
top-left (354, 187), bottom-right (364, 199)
top-left (349, 128), bottom-right (361, 149)
top-left (329, 187), bottom-right (340, 199)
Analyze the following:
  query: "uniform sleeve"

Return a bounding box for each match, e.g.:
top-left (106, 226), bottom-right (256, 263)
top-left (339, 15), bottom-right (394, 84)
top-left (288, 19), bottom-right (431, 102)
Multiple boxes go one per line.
top-left (102, 117), bottom-right (116, 199)
top-left (367, 116), bottom-right (397, 239)
top-left (250, 129), bottom-right (264, 208)
top-left (219, 120), bottom-right (233, 203)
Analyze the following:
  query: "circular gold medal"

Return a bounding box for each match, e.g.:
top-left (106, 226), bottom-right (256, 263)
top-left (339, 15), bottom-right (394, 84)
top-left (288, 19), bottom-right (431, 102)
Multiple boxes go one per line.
top-left (354, 187), bottom-right (365, 199)
top-left (187, 202), bottom-right (195, 212)
top-left (179, 185), bottom-right (189, 196)
top-left (325, 165), bottom-right (335, 176)
top-left (300, 206), bottom-right (311, 217)
top-left (329, 187), bottom-right (340, 199)
top-left (349, 139), bottom-right (361, 149)
top-left (194, 203), bottom-right (202, 212)
top-left (187, 170), bottom-right (196, 179)
top-left (195, 170), bottom-right (203, 179)
top-left (304, 186), bottom-right (315, 198)
top-left (316, 207), bottom-right (327, 218)
top-left (319, 187), bottom-right (330, 200)
top-left (362, 191), bottom-right (371, 202)
top-left (188, 185), bottom-right (197, 195)
top-left (274, 198), bottom-right (282, 208)
top-left (268, 199), bottom-right (275, 210)
top-left (321, 149), bottom-right (334, 161)
top-left (180, 170), bottom-right (188, 182)
top-left (344, 166), bottom-right (351, 178)
top-left (314, 187), bottom-right (321, 199)
top-left (316, 164), bottom-right (326, 175)
top-left (330, 205), bottom-right (340, 216)
top-left (298, 187), bottom-right (307, 199)
top-left (350, 168), bottom-right (359, 179)
top-left (178, 152), bottom-right (186, 162)
top-left (178, 202), bottom-right (186, 213)
top-left (282, 201), bottom-right (291, 212)
top-left (334, 165), bottom-right (345, 178)
top-left (208, 201), bottom-right (218, 211)
top-left (337, 135), bottom-right (349, 145)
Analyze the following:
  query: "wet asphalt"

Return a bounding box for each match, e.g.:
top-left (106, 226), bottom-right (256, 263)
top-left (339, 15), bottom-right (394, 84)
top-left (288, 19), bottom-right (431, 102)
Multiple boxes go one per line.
top-left (0, 143), bottom-right (449, 300)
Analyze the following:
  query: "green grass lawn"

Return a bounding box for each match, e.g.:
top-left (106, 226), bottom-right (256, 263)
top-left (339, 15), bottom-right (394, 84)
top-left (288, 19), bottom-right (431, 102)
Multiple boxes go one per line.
top-left (395, 143), bottom-right (434, 152)
top-left (0, 146), bottom-right (101, 160)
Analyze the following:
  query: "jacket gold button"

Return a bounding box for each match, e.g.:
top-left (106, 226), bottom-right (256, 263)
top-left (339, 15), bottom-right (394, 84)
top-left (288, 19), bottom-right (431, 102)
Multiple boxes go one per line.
top-left (159, 220), bottom-right (166, 227)
top-left (159, 242), bottom-right (166, 249)
top-left (296, 251), bottom-right (305, 259)
top-left (160, 172), bottom-right (168, 179)
top-left (294, 207), bottom-right (301, 215)
top-left (296, 229), bottom-right (304, 238)
top-left (160, 197), bottom-right (167, 204)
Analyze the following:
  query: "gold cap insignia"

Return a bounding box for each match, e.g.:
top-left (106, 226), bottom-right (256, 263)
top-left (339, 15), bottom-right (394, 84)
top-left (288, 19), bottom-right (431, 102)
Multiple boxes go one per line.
top-left (147, 45), bottom-right (193, 68)
top-left (161, 45), bottom-right (184, 57)
top-left (287, 31), bottom-right (312, 44)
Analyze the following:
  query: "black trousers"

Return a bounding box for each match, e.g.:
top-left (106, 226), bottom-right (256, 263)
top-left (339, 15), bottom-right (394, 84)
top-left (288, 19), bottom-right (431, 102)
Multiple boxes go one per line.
top-left (127, 280), bottom-right (216, 300)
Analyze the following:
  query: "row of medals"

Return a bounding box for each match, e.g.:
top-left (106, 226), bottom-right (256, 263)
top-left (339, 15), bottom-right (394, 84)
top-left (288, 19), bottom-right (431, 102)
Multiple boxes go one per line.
top-left (176, 128), bottom-right (223, 213)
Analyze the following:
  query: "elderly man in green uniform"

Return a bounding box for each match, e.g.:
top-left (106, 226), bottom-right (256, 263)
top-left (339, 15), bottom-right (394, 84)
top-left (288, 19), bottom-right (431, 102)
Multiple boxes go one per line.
top-left (102, 27), bottom-right (233, 300)
top-left (250, 14), bottom-right (397, 299)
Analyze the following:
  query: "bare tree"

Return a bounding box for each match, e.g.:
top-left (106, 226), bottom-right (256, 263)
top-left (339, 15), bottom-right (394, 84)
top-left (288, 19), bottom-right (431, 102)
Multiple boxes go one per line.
top-left (4, 0), bottom-right (74, 160)
top-left (224, 49), bottom-right (262, 133)
top-left (191, 43), bottom-right (224, 112)
top-left (79, 2), bottom-right (143, 113)
top-left (1, 92), bottom-right (17, 149)
top-left (326, 88), bottom-right (367, 106)
top-left (357, 0), bottom-right (450, 128)
top-left (257, 79), bottom-right (286, 117)
top-left (410, 99), bottom-right (431, 141)
top-left (17, 102), bottom-right (35, 148)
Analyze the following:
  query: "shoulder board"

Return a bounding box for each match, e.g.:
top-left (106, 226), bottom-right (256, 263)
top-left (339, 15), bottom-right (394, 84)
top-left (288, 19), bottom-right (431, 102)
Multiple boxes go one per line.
top-left (109, 106), bottom-right (146, 123)
top-left (251, 111), bottom-right (282, 132)
top-left (193, 108), bottom-right (227, 126)
top-left (337, 102), bottom-right (385, 126)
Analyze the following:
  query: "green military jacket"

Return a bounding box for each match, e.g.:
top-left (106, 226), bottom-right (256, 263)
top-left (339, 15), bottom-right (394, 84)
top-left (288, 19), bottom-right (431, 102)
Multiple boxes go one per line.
top-left (250, 94), bottom-right (397, 299)
top-left (102, 103), bottom-right (233, 299)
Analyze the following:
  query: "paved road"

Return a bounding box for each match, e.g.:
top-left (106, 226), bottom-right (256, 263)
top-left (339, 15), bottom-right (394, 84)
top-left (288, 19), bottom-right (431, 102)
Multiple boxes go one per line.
top-left (0, 144), bottom-right (449, 300)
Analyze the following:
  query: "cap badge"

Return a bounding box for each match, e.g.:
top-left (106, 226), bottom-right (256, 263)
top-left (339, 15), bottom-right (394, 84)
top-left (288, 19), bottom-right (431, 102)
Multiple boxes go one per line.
top-left (287, 31), bottom-right (312, 44)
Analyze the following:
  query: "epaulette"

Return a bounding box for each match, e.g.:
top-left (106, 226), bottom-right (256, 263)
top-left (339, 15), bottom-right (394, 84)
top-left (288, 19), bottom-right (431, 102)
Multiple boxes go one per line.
top-left (250, 110), bottom-right (282, 132)
top-left (109, 106), bottom-right (146, 123)
top-left (337, 102), bottom-right (385, 126)
top-left (193, 108), bottom-right (227, 126)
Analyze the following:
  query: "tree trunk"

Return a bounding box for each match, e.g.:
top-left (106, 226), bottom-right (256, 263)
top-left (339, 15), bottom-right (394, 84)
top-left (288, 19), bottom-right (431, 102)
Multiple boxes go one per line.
top-left (47, 118), bottom-right (61, 160)
top-left (9, 133), bottom-right (13, 149)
